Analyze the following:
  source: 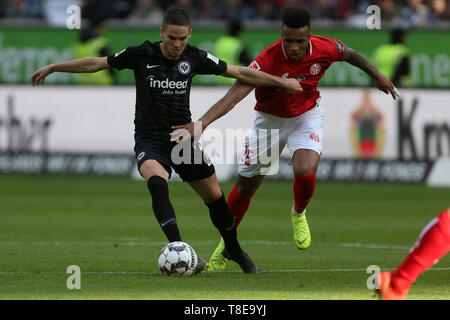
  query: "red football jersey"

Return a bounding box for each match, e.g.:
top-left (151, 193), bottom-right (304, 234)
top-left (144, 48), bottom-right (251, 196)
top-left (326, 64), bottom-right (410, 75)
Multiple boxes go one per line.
top-left (249, 35), bottom-right (345, 118)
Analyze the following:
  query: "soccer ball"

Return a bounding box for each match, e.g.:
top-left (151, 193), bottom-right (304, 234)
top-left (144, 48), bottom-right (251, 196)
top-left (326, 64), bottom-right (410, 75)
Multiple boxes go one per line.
top-left (158, 241), bottom-right (198, 276)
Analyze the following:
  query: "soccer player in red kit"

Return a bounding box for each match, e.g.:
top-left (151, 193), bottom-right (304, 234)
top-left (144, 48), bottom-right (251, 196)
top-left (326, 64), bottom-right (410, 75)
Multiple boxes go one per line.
top-left (377, 208), bottom-right (450, 300)
top-left (172, 5), bottom-right (399, 271)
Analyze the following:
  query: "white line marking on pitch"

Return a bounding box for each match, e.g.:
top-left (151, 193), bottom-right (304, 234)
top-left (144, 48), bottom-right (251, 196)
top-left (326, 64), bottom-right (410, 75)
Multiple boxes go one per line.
top-left (0, 239), bottom-right (412, 250)
top-left (1, 267), bottom-right (449, 275)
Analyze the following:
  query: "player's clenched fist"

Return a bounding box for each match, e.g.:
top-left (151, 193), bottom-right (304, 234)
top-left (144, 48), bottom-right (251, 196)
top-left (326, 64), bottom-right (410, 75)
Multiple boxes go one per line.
top-left (284, 77), bottom-right (303, 94)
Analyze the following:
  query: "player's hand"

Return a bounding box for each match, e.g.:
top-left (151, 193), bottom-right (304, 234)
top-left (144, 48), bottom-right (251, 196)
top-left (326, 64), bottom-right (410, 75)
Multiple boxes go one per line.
top-left (373, 72), bottom-right (400, 100)
top-left (31, 65), bottom-right (53, 86)
top-left (284, 78), bottom-right (303, 94)
top-left (170, 121), bottom-right (203, 148)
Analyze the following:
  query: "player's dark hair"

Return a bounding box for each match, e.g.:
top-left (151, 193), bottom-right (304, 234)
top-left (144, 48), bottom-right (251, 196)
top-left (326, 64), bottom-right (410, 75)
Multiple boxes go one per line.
top-left (162, 7), bottom-right (191, 28)
top-left (282, 5), bottom-right (311, 28)
top-left (391, 28), bottom-right (407, 44)
top-left (228, 18), bottom-right (243, 37)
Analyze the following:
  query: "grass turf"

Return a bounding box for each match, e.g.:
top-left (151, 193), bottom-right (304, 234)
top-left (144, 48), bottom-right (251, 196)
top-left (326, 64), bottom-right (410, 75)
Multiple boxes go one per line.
top-left (0, 174), bottom-right (448, 300)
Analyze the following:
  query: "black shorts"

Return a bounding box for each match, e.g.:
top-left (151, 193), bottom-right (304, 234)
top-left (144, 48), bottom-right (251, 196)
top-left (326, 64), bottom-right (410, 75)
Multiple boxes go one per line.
top-left (134, 137), bottom-right (215, 182)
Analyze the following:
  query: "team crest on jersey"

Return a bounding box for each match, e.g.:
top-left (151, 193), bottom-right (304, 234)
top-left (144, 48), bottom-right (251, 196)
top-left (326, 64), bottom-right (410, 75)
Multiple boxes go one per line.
top-left (310, 63), bottom-right (321, 75)
top-left (249, 61), bottom-right (261, 70)
top-left (178, 61), bottom-right (191, 75)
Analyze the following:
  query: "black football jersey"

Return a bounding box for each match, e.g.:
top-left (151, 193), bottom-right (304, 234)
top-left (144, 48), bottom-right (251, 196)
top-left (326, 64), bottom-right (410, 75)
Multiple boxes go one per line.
top-left (107, 41), bottom-right (228, 139)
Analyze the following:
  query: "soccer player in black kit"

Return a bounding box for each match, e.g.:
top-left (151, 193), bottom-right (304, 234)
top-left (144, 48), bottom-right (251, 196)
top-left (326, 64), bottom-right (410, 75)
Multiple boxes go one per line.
top-left (31, 8), bottom-right (301, 273)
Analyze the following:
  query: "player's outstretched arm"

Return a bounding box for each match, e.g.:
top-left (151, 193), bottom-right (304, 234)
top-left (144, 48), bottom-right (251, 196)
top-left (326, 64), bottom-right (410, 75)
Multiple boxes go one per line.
top-left (223, 64), bottom-right (302, 94)
top-left (170, 81), bottom-right (254, 145)
top-left (31, 57), bottom-right (109, 86)
top-left (199, 81), bottom-right (254, 130)
top-left (343, 46), bottom-right (400, 100)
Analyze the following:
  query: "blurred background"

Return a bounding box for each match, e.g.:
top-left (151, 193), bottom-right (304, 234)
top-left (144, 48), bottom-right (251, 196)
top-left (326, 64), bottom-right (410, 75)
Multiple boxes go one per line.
top-left (1, 0), bottom-right (449, 26)
top-left (0, 0), bottom-right (449, 185)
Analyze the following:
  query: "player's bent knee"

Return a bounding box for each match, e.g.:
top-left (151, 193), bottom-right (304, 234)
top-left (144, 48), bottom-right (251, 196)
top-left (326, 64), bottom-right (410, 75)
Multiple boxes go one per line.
top-left (201, 188), bottom-right (223, 205)
top-left (293, 166), bottom-right (317, 177)
top-left (205, 183), bottom-right (224, 204)
top-left (140, 160), bottom-right (169, 181)
top-left (236, 175), bottom-right (263, 198)
top-left (189, 174), bottom-right (223, 204)
top-left (293, 160), bottom-right (318, 177)
top-left (236, 183), bottom-right (258, 198)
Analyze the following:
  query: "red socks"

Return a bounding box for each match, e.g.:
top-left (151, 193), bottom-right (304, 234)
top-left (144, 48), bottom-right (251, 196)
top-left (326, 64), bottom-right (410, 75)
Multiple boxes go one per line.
top-left (227, 184), bottom-right (254, 228)
top-left (391, 209), bottom-right (450, 293)
top-left (227, 174), bottom-right (316, 227)
top-left (293, 174), bottom-right (316, 214)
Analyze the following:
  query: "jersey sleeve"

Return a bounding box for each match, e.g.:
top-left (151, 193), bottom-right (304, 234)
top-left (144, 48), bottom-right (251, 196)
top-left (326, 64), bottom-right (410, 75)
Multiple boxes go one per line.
top-left (327, 38), bottom-right (346, 62)
top-left (248, 50), bottom-right (270, 72)
top-left (194, 49), bottom-right (228, 75)
top-left (107, 46), bottom-right (140, 70)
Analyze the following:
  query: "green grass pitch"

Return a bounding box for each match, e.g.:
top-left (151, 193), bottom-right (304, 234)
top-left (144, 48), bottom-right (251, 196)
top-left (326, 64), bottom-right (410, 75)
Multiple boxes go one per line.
top-left (0, 174), bottom-right (448, 300)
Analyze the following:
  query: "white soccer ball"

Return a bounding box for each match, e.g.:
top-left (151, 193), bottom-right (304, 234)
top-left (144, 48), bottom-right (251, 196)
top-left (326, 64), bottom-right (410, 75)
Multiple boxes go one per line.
top-left (158, 241), bottom-right (198, 276)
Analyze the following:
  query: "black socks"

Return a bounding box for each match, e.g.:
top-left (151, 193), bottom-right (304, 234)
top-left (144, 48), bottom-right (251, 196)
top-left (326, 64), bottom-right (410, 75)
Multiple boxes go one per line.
top-left (206, 194), bottom-right (242, 256)
top-left (147, 177), bottom-right (243, 257)
top-left (147, 176), bottom-right (181, 242)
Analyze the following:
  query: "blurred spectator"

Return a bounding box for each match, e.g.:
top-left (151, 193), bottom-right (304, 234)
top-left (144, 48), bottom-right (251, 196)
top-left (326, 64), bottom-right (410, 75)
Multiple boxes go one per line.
top-left (313, 0), bottom-right (337, 20)
top-left (211, 0), bottom-right (254, 21)
top-left (428, 0), bottom-right (449, 21)
top-left (169, 0), bottom-right (197, 20)
top-left (1, 0), bottom-right (23, 17)
top-left (334, 0), bottom-right (352, 20)
top-left (295, 0), bottom-right (351, 21)
top-left (42, 0), bottom-right (82, 26)
top-left (401, 0), bottom-right (430, 27)
top-left (377, 0), bottom-right (400, 22)
top-left (374, 28), bottom-right (411, 88)
top-left (1, 0), bottom-right (448, 24)
top-left (82, 0), bottom-right (135, 22)
top-left (252, 0), bottom-right (277, 21)
top-left (214, 18), bottom-right (252, 84)
top-left (1, 0), bottom-right (42, 18)
top-left (155, 0), bottom-right (174, 11)
top-left (127, 0), bottom-right (163, 24)
top-left (195, 0), bottom-right (216, 20)
top-left (73, 18), bottom-right (115, 85)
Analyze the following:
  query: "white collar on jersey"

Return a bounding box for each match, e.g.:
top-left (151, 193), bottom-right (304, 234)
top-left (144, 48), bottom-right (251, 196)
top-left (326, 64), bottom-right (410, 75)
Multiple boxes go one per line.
top-left (281, 39), bottom-right (313, 60)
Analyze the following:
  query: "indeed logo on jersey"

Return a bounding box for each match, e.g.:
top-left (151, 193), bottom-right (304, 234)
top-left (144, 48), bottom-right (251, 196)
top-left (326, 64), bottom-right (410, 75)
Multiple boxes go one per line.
top-left (146, 75), bottom-right (188, 95)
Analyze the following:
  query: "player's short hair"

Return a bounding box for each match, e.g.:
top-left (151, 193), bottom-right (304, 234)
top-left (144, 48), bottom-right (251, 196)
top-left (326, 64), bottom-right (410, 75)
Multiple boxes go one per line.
top-left (391, 28), bottom-right (407, 44)
top-left (228, 18), bottom-right (243, 37)
top-left (162, 8), bottom-right (191, 28)
top-left (282, 5), bottom-right (311, 29)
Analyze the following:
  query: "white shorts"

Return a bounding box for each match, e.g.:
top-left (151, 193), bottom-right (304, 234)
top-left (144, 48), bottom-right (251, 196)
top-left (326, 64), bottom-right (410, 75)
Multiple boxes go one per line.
top-left (238, 104), bottom-right (324, 177)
